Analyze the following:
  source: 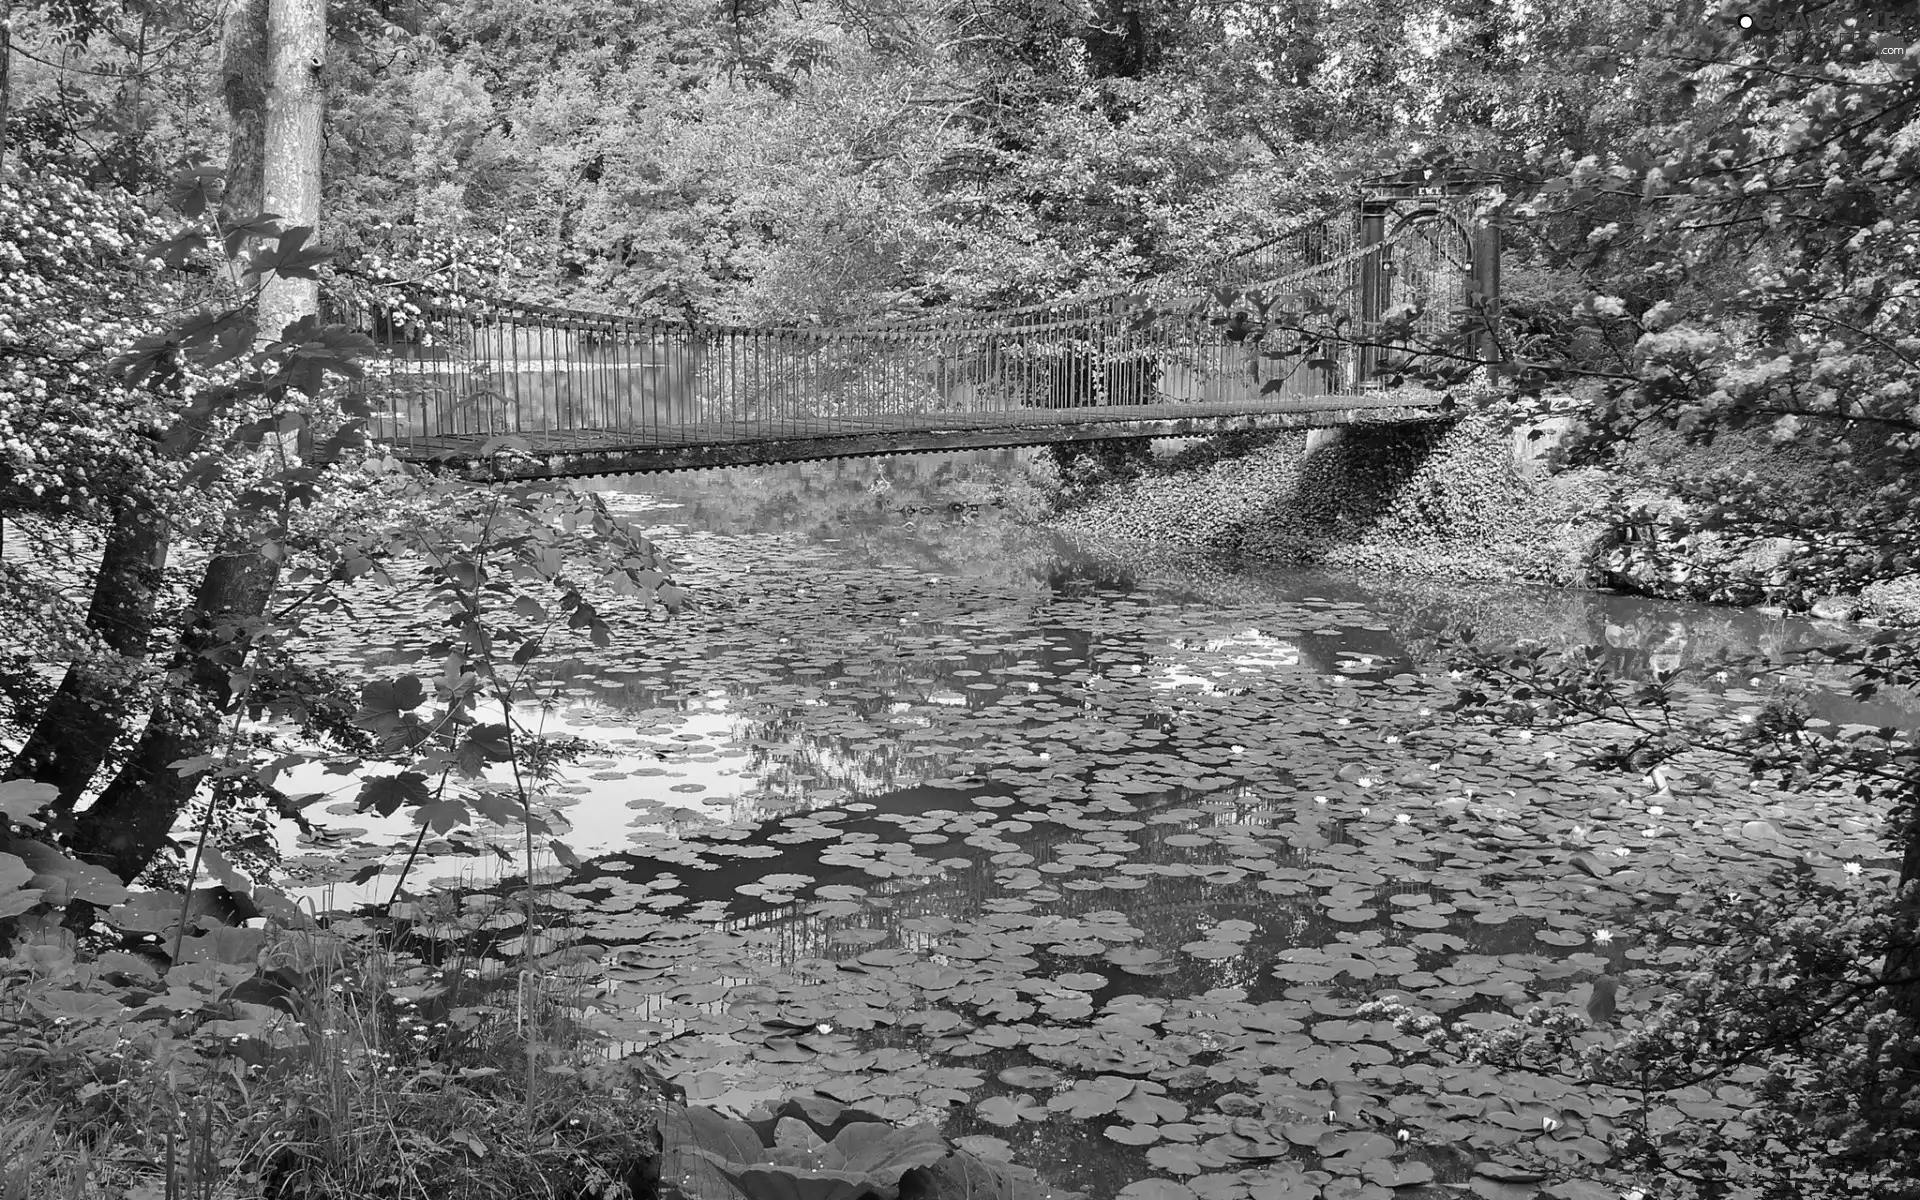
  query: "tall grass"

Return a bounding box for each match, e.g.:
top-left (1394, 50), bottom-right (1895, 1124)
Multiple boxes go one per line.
top-left (0, 885), bottom-right (665, 1200)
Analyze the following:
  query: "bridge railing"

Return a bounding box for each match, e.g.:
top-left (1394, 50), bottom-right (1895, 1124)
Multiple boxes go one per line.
top-left (329, 216), bottom-right (1457, 455)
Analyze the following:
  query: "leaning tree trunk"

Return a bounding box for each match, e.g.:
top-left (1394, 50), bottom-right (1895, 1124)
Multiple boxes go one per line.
top-left (69, 547), bottom-right (279, 881)
top-left (3, 504), bottom-right (170, 820)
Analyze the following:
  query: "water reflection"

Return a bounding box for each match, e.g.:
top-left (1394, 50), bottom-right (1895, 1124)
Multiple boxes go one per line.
top-left (285, 449), bottom-right (1908, 1197)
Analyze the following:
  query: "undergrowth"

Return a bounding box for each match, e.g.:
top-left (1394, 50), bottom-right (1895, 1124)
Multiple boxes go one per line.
top-left (0, 896), bottom-right (664, 1200)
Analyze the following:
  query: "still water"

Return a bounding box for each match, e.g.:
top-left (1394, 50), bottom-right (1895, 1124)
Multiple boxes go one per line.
top-left (292, 450), bottom-right (1898, 1198)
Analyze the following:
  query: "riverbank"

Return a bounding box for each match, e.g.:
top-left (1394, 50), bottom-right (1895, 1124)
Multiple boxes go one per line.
top-left (1032, 407), bottom-right (1609, 588)
top-left (1028, 406), bottom-right (1920, 628)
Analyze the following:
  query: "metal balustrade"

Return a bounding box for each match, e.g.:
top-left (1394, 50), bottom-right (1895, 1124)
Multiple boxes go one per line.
top-left (328, 199), bottom-right (1487, 479)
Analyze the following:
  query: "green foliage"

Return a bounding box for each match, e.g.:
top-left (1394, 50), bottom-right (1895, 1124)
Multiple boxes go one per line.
top-left (0, 897), bottom-right (665, 1200)
top-left (661, 1095), bottom-right (1071, 1200)
top-left (1438, 621), bottom-right (1920, 1198)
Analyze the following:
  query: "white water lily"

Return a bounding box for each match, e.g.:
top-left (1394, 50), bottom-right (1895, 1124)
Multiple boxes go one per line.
top-left (1612, 847), bottom-right (1632, 857)
top-left (1231, 745), bottom-right (1245, 754)
top-left (1395, 813), bottom-right (1411, 825)
top-left (1360, 806), bottom-right (1371, 817)
top-left (1543, 751), bottom-right (1558, 760)
top-left (1315, 795), bottom-right (1328, 804)
top-left (1418, 707), bottom-right (1431, 716)
top-left (1647, 805), bottom-right (1664, 816)
top-left (1593, 929), bottom-right (1615, 944)
top-left (1844, 861), bottom-right (1863, 876)
top-left (1027, 682), bottom-right (1039, 692)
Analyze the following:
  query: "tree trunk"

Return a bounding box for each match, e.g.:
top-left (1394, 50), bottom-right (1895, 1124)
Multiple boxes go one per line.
top-left (258, 0), bottom-right (324, 339)
top-left (1, 0), bottom-right (13, 177)
top-left (3, 504), bottom-right (170, 819)
top-left (70, 548), bottom-right (278, 881)
top-left (222, 0), bottom-right (268, 224)
top-left (63, 0), bottom-right (325, 886)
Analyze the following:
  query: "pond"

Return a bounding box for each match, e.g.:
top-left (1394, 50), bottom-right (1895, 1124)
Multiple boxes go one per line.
top-left (286, 450), bottom-right (1902, 1200)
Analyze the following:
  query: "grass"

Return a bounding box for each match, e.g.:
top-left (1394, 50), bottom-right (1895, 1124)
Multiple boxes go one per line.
top-left (0, 888), bottom-right (666, 1200)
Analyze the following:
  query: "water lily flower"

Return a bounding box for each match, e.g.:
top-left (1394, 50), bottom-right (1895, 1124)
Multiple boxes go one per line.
top-left (1449, 670), bottom-right (1462, 679)
top-left (1647, 805), bottom-right (1664, 816)
top-left (1315, 796), bottom-right (1328, 804)
top-left (1418, 707), bottom-right (1431, 716)
top-left (1038, 752), bottom-right (1050, 760)
top-left (816, 1022), bottom-right (834, 1034)
top-left (1395, 813), bottom-right (1411, 825)
top-left (1336, 717), bottom-right (1351, 725)
top-left (1543, 751), bottom-right (1558, 760)
top-left (1593, 929), bottom-right (1615, 944)
top-left (1542, 1116), bottom-right (1561, 1133)
top-left (1231, 745), bottom-right (1245, 755)
top-left (1642, 828), bottom-right (1659, 837)
top-left (1360, 806), bottom-right (1371, 817)
top-left (1612, 847), bottom-right (1631, 857)
top-left (1027, 682), bottom-right (1040, 691)
top-left (1844, 861), bottom-right (1863, 876)
top-left (1384, 735), bottom-right (1398, 744)
top-left (1395, 1129), bottom-right (1411, 1145)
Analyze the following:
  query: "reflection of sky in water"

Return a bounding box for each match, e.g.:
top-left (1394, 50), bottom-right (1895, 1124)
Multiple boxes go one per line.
top-left (278, 449), bottom-right (1914, 908)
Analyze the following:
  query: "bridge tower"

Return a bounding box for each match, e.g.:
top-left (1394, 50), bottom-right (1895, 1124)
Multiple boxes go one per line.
top-left (1355, 167), bottom-right (1503, 386)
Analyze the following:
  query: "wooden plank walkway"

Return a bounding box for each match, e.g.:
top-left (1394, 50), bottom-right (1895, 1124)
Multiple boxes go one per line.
top-left (383, 393), bottom-right (1453, 480)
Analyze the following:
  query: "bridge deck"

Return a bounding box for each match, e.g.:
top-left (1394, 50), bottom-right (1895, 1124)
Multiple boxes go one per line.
top-left (386, 393), bottom-right (1450, 479)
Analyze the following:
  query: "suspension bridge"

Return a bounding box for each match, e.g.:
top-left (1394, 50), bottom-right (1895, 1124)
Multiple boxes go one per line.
top-left (337, 170), bottom-right (1501, 481)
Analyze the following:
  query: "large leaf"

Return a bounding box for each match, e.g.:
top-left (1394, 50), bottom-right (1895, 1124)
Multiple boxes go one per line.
top-left (0, 780), bottom-right (54, 829)
top-left (106, 889), bottom-right (189, 935)
top-left (356, 772), bottom-right (433, 817)
top-left (908, 1151), bottom-right (1077, 1200)
top-left (679, 1104), bottom-right (770, 1167)
top-left (704, 1164), bottom-right (875, 1200)
top-left (826, 1121), bottom-right (948, 1180)
top-left (6, 839), bottom-right (129, 905)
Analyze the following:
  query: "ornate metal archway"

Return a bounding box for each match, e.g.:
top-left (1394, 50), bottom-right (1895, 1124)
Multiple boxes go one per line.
top-left (1356, 167), bottom-right (1502, 384)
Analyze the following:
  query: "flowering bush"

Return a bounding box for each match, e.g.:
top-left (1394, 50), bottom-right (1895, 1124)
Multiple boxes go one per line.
top-left (0, 166), bottom-right (175, 515)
